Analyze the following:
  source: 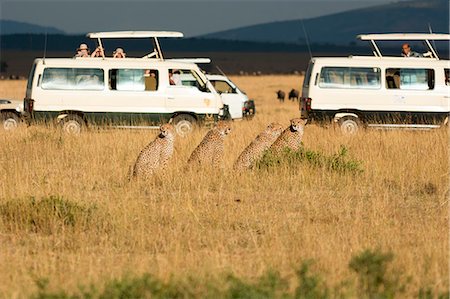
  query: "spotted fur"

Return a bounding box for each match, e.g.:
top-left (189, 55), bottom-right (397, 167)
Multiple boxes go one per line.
top-left (132, 124), bottom-right (175, 179)
top-left (233, 122), bottom-right (283, 170)
top-left (187, 121), bottom-right (231, 167)
top-left (270, 118), bottom-right (307, 154)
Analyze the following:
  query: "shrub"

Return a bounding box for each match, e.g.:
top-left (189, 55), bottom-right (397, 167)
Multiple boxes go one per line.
top-left (295, 260), bottom-right (329, 299)
top-left (0, 195), bottom-right (99, 234)
top-left (226, 270), bottom-right (289, 299)
top-left (349, 249), bottom-right (405, 299)
top-left (30, 251), bottom-right (444, 299)
top-left (257, 146), bottom-right (363, 174)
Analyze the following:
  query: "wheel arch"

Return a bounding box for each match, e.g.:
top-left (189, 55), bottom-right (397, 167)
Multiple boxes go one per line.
top-left (57, 110), bottom-right (87, 122)
top-left (170, 111), bottom-right (199, 122)
top-left (0, 109), bottom-right (21, 117)
top-left (333, 110), bottom-right (364, 123)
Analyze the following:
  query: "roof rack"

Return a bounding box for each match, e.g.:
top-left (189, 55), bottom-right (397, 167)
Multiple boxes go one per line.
top-left (357, 33), bottom-right (450, 60)
top-left (86, 31), bottom-right (184, 60)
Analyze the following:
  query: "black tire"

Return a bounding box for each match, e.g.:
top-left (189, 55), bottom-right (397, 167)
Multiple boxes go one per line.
top-left (339, 116), bottom-right (361, 135)
top-left (60, 114), bottom-right (85, 135)
top-left (172, 114), bottom-right (196, 137)
top-left (1, 112), bottom-right (20, 131)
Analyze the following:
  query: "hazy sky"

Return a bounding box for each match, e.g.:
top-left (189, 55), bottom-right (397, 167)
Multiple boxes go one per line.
top-left (1, 0), bottom-right (395, 36)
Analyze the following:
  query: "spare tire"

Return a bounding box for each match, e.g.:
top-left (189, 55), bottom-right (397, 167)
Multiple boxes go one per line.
top-left (172, 114), bottom-right (196, 137)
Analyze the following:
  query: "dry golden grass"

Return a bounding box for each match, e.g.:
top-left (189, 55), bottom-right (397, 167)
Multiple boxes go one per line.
top-left (0, 76), bottom-right (448, 298)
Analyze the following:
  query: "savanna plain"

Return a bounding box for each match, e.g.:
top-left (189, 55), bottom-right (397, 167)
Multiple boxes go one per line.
top-left (0, 76), bottom-right (448, 298)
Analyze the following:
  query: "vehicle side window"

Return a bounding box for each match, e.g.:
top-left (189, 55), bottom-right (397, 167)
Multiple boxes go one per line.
top-left (211, 80), bottom-right (235, 94)
top-left (41, 68), bottom-right (104, 90)
top-left (170, 69), bottom-right (209, 92)
top-left (445, 69), bottom-right (449, 86)
top-left (386, 68), bottom-right (434, 90)
top-left (319, 67), bottom-right (380, 89)
top-left (109, 69), bottom-right (159, 91)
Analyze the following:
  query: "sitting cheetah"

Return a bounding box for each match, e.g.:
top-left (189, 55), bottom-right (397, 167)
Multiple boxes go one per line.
top-left (187, 121), bottom-right (231, 167)
top-left (270, 118), bottom-right (307, 154)
top-left (131, 124), bottom-right (175, 179)
top-left (233, 122), bottom-right (283, 171)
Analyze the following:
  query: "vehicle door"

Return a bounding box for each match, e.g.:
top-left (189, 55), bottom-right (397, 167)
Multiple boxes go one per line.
top-left (385, 67), bottom-right (440, 123)
top-left (106, 68), bottom-right (167, 126)
top-left (210, 79), bottom-right (244, 119)
top-left (165, 69), bottom-right (218, 115)
top-left (317, 67), bottom-right (382, 116)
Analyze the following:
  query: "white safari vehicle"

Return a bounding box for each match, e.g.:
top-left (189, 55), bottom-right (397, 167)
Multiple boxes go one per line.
top-left (180, 73), bottom-right (255, 119)
top-left (300, 33), bottom-right (450, 134)
top-left (23, 31), bottom-right (229, 136)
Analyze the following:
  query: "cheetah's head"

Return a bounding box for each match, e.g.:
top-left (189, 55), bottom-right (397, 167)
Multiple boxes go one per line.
top-left (266, 122), bottom-right (284, 136)
top-left (290, 118), bottom-right (307, 132)
top-left (215, 121), bottom-right (232, 136)
top-left (159, 124), bottom-right (175, 138)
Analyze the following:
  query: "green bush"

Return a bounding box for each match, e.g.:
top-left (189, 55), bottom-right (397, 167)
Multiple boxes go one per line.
top-left (0, 195), bottom-right (99, 234)
top-left (257, 146), bottom-right (363, 174)
top-left (349, 249), bottom-right (405, 299)
top-left (29, 250), bottom-right (446, 299)
top-left (295, 260), bottom-right (329, 299)
top-left (226, 270), bottom-right (289, 299)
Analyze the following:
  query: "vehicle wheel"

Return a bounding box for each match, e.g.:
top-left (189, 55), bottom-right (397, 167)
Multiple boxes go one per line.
top-left (1, 112), bottom-right (20, 130)
top-left (172, 114), bottom-right (196, 137)
top-left (339, 116), bottom-right (360, 134)
top-left (60, 114), bottom-right (84, 135)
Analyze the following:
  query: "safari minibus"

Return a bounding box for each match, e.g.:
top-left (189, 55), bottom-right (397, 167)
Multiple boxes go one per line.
top-left (300, 33), bottom-right (450, 133)
top-left (22, 31), bottom-right (230, 136)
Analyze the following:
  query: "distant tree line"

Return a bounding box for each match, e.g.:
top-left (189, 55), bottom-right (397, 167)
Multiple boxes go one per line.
top-left (0, 33), bottom-right (373, 54)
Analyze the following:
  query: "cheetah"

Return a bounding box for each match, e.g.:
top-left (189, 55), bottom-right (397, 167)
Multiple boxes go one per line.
top-left (270, 118), bottom-right (307, 154)
top-left (187, 121), bottom-right (231, 167)
top-left (233, 122), bottom-right (283, 170)
top-left (131, 124), bottom-right (175, 179)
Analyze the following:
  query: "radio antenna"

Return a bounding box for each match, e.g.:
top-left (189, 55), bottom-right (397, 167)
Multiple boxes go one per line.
top-left (215, 64), bottom-right (227, 77)
top-left (43, 29), bottom-right (48, 65)
top-left (301, 19), bottom-right (312, 59)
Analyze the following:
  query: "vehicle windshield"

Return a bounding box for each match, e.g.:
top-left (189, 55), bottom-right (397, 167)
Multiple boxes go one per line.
top-left (26, 63), bottom-right (37, 90)
top-left (303, 60), bottom-right (314, 88)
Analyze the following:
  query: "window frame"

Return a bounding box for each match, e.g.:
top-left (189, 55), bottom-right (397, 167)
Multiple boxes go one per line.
top-left (41, 67), bottom-right (105, 91)
top-left (210, 80), bottom-right (236, 94)
top-left (318, 66), bottom-right (382, 90)
top-left (385, 68), bottom-right (435, 91)
top-left (109, 68), bottom-right (159, 92)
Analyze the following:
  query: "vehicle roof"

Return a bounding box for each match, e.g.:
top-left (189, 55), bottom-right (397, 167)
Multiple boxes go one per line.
top-left (33, 57), bottom-right (199, 69)
top-left (358, 33), bottom-right (450, 41)
top-left (311, 56), bottom-right (450, 67)
top-left (87, 31), bottom-right (184, 39)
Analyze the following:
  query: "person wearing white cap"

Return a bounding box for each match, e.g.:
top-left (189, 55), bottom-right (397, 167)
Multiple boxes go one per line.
top-left (113, 47), bottom-right (126, 58)
top-left (75, 43), bottom-right (90, 58)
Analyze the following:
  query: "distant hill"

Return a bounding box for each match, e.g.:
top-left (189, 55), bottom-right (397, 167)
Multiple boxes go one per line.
top-left (0, 20), bottom-right (64, 35)
top-left (203, 0), bottom-right (449, 45)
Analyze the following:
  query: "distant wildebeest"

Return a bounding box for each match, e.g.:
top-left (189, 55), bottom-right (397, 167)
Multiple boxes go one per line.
top-left (289, 89), bottom-right (300, 101)
top-left (276, 90), bottom-right (285, 102)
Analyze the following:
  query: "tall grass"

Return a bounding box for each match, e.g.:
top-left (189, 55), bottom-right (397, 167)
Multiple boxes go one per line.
top-left (0, 77), bottom-right (448, 298)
